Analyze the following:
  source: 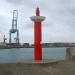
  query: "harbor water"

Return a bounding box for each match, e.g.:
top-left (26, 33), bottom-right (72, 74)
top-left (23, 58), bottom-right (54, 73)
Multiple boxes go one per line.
top-left (0, 48), bottom-right (66, 63)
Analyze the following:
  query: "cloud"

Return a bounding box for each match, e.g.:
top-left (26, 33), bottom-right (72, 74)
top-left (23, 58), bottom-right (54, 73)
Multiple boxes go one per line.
top-left (5, 0), bottom-right (35, 8)
top-left (0, 0), bottom-right (75, 43)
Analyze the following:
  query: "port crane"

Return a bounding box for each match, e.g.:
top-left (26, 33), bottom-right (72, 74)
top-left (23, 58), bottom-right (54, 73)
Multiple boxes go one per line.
top-left (9, 10), bottom-right (19, 44)
top-left (0, 31), bottom-right (7, 46)
top-left (3, 35), bottom-right (7, 43)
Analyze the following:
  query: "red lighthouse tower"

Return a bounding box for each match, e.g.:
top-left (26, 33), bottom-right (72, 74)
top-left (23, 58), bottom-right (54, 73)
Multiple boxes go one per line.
top-left (31, 7), bottom-right (45, 61)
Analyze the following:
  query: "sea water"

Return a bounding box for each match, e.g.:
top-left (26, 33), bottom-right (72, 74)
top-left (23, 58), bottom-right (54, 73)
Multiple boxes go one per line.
top-left (0, 48), bottom-right (66, 63)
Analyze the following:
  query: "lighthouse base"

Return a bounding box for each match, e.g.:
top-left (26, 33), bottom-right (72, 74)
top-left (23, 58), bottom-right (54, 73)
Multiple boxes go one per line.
top-left (20, 59), bottom-right (59, 64)
top-left (34, 43), bottom-right (42, 61)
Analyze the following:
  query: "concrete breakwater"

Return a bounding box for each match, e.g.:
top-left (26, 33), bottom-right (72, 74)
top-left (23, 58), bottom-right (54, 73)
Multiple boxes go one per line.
top-left (0, 60), bottom-right (75, 75)
top-left (66, 47), bottom-right (75, 60)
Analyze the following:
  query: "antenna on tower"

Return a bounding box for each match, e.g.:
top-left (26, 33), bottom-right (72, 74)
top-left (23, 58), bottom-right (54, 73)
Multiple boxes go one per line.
top-left (34, 0), bottom-right (40, 8)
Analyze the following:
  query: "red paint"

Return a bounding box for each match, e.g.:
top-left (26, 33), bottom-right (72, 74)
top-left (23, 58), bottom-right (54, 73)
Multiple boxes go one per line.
top-left (34, 7), bottom-right (42, 61)
top-left (34, 21), bottom-right (42, 60)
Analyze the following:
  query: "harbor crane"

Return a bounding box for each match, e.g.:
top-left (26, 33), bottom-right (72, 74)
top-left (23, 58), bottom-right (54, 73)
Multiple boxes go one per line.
top-left (9, 10), bottom-right (19, 44)
top-left (3, 35), bottom-right (7, 44)
top-left (0, 31), bottom-right (7, 46)
top-left (3, 35), bottom-right (7, 46)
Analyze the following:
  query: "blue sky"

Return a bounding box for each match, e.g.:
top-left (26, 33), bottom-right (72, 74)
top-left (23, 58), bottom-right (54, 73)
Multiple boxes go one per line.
top-left (0, 0), bottom-right (75, 43)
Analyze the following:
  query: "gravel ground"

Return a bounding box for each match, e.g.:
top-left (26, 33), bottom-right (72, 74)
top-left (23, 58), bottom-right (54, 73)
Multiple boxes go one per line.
top-left (0, 60), bottom-right (75, 75)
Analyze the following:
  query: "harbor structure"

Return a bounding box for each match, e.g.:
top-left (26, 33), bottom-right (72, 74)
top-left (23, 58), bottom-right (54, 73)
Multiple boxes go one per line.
top-left (30, 7), bottom-right (45, 61)
top-left (9, 10), bottom-right (19, 44)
